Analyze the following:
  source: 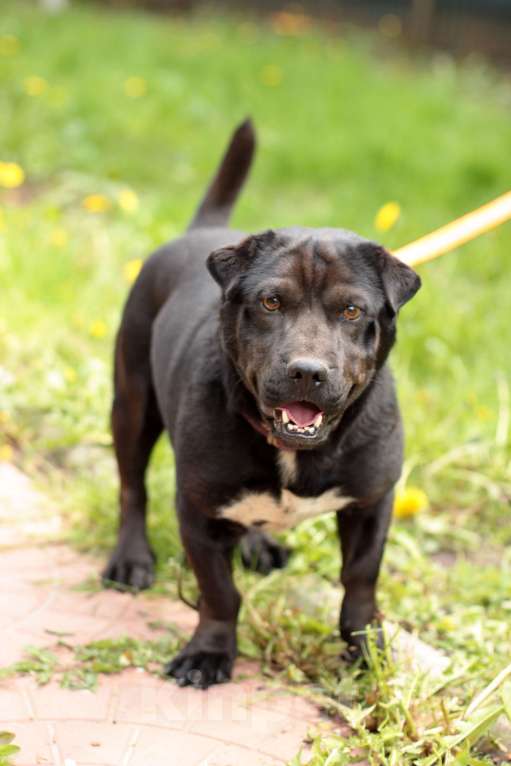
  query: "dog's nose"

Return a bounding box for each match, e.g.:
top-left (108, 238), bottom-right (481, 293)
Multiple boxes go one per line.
top-left (287, 358), bottom-right (328, 386)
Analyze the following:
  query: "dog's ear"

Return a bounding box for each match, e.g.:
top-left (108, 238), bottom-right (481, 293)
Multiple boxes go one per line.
top-left (372, 245), bottom-right (421, 315)
top-left (207, 230), bottom-right (277, 289)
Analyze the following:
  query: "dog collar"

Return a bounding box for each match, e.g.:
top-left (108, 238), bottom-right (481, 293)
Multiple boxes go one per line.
top-left (241, 411), bottom-right (295, 452)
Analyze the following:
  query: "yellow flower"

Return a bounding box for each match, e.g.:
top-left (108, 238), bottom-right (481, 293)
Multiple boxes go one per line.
top-left (374, 201), bottom-right (401, 232)
top-left (0, 161), bottom-right (25, 189)
top-left (260, 65), bottom-right (283, 87)
top-left (476, 405), bottom-right (492, 421)
top-left (123, 77), bottom-right (147, 98)
top-left (436, 615), bottom-right (456, 633)
top-left (393, 486), bottom-right (428, 519)
top-left (271, 11), bottom-right (312, 36)
top-left (89, 320), bottom-right (107, 339)
top-left (24, 75), bottom-right (48, 97)
top-left (50, 227), bottom-right (68, 248)
top-left (117, 188), bottom-right (139, 213)
top-left (0, 34), bottom-right (19, 57)
top-left (123, 258), bottom-right (143, 284)
top-left (0, 444), bottom-right (14, 462)
top-left (82, 194), bottom-right (111, 213)
top-left (64, 367), bottom-right (77, 383)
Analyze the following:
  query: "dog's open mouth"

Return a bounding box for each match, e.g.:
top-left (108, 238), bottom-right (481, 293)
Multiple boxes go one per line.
top-left (273, 401), bottom-right (324, 439)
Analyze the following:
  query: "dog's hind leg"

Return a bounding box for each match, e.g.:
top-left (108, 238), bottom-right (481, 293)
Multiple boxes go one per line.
top-left (103, 318), bottom-right (163, 591)
top-left (240, 528), bottom-right (290, 575)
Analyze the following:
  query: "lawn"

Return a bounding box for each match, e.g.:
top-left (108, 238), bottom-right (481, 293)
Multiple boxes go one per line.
top-left (1, 1), bottom-right (511, 763)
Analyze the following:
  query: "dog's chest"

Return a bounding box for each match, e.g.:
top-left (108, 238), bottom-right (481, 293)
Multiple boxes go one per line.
top-left (218, 451), bottom-right (353, 531)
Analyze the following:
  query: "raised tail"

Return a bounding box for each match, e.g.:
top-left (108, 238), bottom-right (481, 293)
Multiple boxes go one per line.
top-left (187, 118), bottom-right (256, 230)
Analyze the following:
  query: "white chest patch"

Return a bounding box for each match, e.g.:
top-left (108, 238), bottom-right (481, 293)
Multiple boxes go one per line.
top-left (219, 487), bottom-right (353, 531)
top-left (277, 451), bottom-right (298, 487)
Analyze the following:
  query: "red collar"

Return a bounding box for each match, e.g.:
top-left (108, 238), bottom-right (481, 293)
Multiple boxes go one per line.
top-left (241, 412), bottom-right (296, 452)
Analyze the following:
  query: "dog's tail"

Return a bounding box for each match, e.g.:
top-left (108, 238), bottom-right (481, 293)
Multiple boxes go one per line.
top-left (187, 118), bottom-right (256, 230)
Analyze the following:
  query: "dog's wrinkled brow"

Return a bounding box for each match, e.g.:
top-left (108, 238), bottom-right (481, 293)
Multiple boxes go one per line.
top-left (255, 278), bottom-right (298, 297)
top-left (277, 244), bottom-right (356, 292)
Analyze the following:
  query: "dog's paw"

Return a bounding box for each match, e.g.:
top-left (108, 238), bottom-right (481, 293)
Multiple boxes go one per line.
top-left (165, 649), bottom-right (233, 689)
top-left (102, 541), bottom-right (155, 591)
top-left (341, 643), bottom-right (365, 664)
top-left (341, 626), bottom-right (384, 665)
top-left (240, 528), bottom-right (290, 575)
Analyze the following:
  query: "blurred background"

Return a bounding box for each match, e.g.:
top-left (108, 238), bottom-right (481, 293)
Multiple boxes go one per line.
top-left (42, 0), bottom-right (511, 63)
top-left (0, 3), bottom-right (510, 756)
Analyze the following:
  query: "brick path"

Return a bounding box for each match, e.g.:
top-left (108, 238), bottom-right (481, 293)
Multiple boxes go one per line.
top-left (0, 463), bottom-right (335, 766)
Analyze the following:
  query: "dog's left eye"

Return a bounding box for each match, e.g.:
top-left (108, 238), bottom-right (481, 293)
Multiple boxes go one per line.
top-left (261, 296), bottom-right (281, 312)
top-left (340, 304), bottom-right (362, 321)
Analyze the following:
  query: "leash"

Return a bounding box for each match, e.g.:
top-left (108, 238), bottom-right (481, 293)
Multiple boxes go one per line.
top-left (393, 190), bottom-right (511, 266)
top-left (177, 553), bottom-right (199, 611)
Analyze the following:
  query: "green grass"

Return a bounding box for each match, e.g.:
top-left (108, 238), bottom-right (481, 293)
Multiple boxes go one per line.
top-left (1, 2), bottom-right (511, 763)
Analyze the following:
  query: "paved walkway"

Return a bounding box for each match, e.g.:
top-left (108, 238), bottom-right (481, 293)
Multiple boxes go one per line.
top-left (0, 463), bottom-right (336, 766)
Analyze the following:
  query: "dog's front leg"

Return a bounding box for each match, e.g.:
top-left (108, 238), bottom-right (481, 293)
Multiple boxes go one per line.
top-left (166, 503), bottom-right (242, 689)
top-left (336, 490), bottom-right (394, 660)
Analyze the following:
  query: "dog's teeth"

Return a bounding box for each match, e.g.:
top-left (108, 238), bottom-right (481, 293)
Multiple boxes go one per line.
top-left (284, 421), bottom-right (321, 436)
top-left (281, 410), bottom-right (289, 424)
top-left (313, 413), bottom-right (323, 427)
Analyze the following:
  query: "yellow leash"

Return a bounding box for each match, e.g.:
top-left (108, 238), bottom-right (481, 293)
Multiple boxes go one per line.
top-left (393, 191), bottom-right (511, 267)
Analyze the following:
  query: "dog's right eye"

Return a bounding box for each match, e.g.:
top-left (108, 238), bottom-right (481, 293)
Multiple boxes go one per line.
top-left (261, 296), bottom-right (281, 312)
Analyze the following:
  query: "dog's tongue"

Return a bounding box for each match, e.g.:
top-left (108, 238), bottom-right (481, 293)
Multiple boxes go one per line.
top-left (282, 401), bottom-right (321, 427)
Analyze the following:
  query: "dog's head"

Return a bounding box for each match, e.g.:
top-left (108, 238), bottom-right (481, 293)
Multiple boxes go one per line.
top-left (207, 228), bottom-right (420, 450)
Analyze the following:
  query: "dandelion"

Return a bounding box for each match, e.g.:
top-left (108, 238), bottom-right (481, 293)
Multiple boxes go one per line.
top-left (82, 194), bottom-right (111, 213)
top-left (436, 615), bottom-right (456, 633)
top-left (271, 12), bottom-right (312, 37)
top-left (64, 367), bottom-right (77, 383)
top-left (123, 258), bottom-right (143, 284)
top-left (394, 486), bottom-right (429, 519)
top-left (89, 320), bottom-right (108, 339)
top-left (0, 444), bottom-right (14, 462)
top-left (476, 405), bottom-right (492, 421)
top-left (0, 34), bottom-right (19, 57)
top-left (24, 75), bottom-right (48, 96)
top-left (117, 188), bottom-right (139, 214)
top-left (123, 77), bottom-right (147, 98)
top-left (50, 228), bottom-right (68, 248)
top-left (0, 161), bottom-right (25, 189)
top-left (374, 201), bottom-right (401, 232)
top-left (260, 65), bottom-right (283, 87)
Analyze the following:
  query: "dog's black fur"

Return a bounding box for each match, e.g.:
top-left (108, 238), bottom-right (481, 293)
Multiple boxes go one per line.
top-left (104, 120), bottom-right (421, 689)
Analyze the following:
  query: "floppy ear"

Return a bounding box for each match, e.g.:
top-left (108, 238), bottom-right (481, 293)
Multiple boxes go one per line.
top-left (374, 246), bottom-right (421, 314)
top-left (207, 230), bottom-right (276, 289)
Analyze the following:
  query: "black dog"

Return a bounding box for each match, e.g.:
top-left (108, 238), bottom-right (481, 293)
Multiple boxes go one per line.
top-left (104, 119), bottom-right (421, 689)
